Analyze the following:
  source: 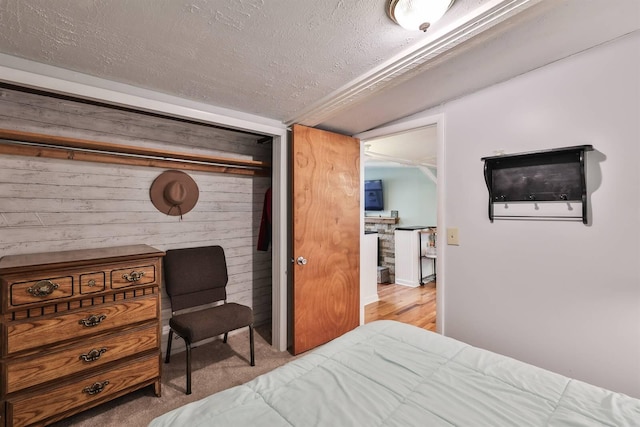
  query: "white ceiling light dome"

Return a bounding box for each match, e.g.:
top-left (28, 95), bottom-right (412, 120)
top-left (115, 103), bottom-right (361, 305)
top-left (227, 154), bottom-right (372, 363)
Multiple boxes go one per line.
top-left (387, 0), bottom-right (455, 32)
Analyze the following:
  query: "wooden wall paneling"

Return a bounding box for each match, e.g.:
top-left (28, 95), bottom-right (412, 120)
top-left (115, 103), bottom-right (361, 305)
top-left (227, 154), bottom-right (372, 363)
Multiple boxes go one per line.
top-left (0, 126), bottom-right (267, 166)
top-left (0, 86), bottom-right (274, 353)
top-left (0, 87), bottom-right (267, 160)
top-left (0, 129), bottom-right (270, 176)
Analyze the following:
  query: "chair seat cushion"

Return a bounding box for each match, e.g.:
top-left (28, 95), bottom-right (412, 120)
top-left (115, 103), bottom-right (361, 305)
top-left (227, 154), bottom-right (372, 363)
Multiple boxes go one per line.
top-left (169, 303), bottom-right (253, 343)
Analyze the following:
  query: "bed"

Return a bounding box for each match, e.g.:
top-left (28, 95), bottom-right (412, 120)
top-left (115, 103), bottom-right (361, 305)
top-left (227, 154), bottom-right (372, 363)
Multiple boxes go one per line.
top-left (149, 320), bottom-right (639, 426)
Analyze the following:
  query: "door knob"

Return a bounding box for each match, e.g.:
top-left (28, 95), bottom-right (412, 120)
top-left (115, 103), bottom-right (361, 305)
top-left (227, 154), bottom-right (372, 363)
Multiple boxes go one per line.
top-left (296, 256), bottom-right (308, 266)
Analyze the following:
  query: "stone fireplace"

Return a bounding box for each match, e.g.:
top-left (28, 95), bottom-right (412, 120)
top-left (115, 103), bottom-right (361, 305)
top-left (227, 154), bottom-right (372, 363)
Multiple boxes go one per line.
top-left (364, 217), bottom-right (399, 283)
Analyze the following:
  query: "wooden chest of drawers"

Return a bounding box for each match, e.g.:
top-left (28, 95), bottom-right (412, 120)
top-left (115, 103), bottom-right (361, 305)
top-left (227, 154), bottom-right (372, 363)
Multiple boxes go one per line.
top-left (0, 245), bottom-right (164, 427)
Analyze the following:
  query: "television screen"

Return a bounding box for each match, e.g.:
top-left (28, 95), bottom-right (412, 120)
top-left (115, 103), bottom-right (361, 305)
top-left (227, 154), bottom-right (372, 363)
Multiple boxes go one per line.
top-left (364, 179), bottom-right (384, 211)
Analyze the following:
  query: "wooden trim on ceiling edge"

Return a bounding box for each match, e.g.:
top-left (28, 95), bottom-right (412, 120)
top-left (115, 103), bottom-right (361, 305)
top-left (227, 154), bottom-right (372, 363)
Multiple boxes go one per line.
top-left (0, 128), bottom-right (271, 177)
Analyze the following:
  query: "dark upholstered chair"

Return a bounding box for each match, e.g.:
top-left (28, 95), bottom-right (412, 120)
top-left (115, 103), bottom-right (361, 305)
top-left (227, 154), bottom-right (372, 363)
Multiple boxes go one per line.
top-left (163, 245), bottom-right (255, 395)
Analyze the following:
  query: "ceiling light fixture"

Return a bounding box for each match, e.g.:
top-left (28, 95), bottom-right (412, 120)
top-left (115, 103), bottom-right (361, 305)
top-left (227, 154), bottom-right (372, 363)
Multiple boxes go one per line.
top-left (387, 0), bottom-right (455, 32)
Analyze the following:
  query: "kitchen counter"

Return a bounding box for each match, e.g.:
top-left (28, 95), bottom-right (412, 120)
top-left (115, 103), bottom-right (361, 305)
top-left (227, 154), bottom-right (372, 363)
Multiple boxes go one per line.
top-left (394, 227), bottom-right (435, 286)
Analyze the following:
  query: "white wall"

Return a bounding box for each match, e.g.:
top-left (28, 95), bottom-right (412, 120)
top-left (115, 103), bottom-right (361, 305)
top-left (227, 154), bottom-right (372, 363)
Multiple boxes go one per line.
top-left (365, 166), bottom-right (437, 227)
top-left (395, 32), bottom-right (640, 397)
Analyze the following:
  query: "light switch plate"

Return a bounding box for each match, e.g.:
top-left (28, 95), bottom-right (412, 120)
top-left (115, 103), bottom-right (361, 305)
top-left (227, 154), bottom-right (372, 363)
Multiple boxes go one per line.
top-left (447, 227), bottom-right (459, 245)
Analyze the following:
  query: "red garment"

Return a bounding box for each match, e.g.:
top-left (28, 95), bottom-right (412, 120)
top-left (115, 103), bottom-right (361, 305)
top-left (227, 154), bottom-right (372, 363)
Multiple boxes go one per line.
top-left (257, 187), bottom-right (272, 251)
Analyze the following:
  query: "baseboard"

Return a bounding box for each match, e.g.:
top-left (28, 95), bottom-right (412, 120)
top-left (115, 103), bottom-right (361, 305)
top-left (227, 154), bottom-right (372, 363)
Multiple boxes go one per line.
top-left (362, 294), bottom-right (379, 306)
top-left (395, 279), bottom-right (420, 288)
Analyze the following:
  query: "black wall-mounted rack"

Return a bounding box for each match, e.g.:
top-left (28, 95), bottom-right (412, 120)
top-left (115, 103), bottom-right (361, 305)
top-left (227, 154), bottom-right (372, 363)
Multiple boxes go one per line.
top-left (481, 145), bottom-right (593, 224)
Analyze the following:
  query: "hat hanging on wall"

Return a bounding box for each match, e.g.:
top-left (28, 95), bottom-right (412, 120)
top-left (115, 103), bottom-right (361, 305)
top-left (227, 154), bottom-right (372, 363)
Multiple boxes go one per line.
top-left (150, 170), bottom-right (199, 217)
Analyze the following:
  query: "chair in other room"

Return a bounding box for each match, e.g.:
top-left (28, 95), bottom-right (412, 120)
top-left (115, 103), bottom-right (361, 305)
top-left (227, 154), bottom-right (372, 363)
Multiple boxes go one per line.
top-left (163, 245), bottom-right (255, 395)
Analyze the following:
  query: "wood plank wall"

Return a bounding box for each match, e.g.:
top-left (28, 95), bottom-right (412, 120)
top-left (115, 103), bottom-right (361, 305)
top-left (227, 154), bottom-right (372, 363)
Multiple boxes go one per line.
top-left (0, 86), bottom-right (273, 352)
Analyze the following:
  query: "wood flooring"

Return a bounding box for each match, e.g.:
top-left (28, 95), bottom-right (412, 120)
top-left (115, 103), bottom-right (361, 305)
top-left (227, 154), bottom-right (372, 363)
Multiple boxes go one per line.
top-left (364, 282), bottom-right (436, 331)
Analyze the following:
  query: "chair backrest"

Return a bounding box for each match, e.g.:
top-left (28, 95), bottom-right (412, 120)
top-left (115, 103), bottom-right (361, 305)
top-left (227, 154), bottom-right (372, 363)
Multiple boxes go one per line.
top-left (163, 245), bottom-right (229, 312)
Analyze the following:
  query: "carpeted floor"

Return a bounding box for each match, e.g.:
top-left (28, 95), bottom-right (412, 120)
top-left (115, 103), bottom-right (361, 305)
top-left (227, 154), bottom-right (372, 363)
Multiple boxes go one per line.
top-left (50, 324), bottom-right (295, 427)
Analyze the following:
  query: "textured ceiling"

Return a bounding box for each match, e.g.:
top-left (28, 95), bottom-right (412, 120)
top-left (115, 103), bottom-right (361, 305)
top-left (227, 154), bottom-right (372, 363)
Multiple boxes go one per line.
top-left (0, 0), bottom-right (556, 132)
top-left (0, 0), bottom-right (479, 123)
top-left (0, 0), bottom-right (638, 163)
top-left (322, 0), bottom-right (640, 135)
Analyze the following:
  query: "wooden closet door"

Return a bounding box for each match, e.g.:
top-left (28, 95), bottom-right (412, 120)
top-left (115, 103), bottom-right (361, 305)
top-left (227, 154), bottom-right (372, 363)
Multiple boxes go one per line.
top-left (291, 124), bottom-right (360, 355)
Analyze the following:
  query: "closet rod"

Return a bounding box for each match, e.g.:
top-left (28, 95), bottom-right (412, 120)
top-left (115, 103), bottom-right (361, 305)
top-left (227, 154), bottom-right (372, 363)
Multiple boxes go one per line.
top-left (0, 128), bottom-right (271, 177)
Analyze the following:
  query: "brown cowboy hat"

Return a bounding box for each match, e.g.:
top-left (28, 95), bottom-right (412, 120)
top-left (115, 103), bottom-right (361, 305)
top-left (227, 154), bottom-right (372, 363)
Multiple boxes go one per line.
top-left (150, 170), bottom-right (199, 216)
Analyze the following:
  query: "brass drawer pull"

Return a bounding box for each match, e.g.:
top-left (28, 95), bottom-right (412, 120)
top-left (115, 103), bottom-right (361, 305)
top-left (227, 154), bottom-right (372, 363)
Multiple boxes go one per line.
top-left (122, 271), bottom-right (145, 282)
top-left (87, 279), bottom-right (97, 287)
top-left (82, 380), bottom-right (109, 396)
top-left (78, 314), bottom-right (107, 327)
top-left (79, 348), bottom-right (108, 362)
top-left (26, 280), bottom-right (59, 297)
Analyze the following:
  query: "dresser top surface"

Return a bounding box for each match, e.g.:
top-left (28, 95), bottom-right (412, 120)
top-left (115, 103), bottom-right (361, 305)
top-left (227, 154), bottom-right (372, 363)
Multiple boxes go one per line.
top-left (0, 244), bottom-right (165, 273)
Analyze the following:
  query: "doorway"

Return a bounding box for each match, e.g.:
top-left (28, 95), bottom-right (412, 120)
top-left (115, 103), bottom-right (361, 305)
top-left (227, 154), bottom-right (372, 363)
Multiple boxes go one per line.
top-left (362, 126), bottom-right (437, 286)
top-left (355, 113), bottom-right (445, 335)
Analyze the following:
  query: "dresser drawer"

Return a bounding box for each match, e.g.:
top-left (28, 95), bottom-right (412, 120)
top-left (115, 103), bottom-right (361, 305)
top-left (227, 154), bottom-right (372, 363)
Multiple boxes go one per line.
top-left (6, 295), bottom-right (158, 354)
top-left (4, 324), bottom-right (158, 394)
top-left (8, 276), bottom-right (73, 307)
top-left (111, 264), bottom-right (157, 289)
top-left (8, 355), bottom-right (159, 427)
top-left (79, 271), bottom-right (106, 294)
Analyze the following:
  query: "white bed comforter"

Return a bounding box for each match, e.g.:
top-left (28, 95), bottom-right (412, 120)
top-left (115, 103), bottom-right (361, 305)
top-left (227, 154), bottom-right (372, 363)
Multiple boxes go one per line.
top-left (149, 320), bottom-right (640, 426)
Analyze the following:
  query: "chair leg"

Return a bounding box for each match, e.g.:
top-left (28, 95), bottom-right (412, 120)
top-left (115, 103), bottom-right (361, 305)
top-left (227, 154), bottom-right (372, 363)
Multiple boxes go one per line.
top-left (165, 329), bottom-right (174, 363)
top-left (186, 340), bottom-right (192, 395)
top-left (249, 324), bottom-right (255, 366)
top-left (223, 332), bottom-right (228, 343)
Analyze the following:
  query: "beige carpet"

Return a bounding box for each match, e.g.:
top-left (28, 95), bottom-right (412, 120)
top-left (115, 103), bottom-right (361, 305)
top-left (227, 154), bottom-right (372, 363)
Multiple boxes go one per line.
top-left (50, 325), bottom-right (295, 427)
